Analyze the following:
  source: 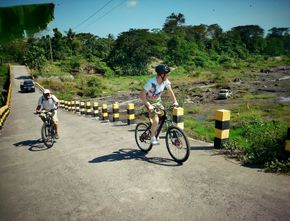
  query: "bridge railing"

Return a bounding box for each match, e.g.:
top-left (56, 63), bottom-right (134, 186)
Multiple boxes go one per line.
top-left (32, 82), bottom-right (290, 153)
top-left (0, 64), bottom-right (12, 130)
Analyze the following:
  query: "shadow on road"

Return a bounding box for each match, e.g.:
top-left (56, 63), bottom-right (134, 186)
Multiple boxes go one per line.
top-left (89, 148), bottom-right (182, 167)
top-left (190, 145), bottom-right (214, 151)
top-left (13, 139), bottom-right (51, 151)
top-left (15, 76), bottom-right (32, 80)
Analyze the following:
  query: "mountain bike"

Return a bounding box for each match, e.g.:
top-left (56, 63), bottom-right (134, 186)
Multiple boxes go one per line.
top-left (135, 106), bottom-right (190, 163)
top-left (35, 109), bottom-right (56, 148)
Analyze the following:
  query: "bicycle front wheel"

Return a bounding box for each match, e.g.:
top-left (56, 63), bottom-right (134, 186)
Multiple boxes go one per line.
top-left (135, 122), bottom-right (153, 152)
top-left (41, 124), bottom-right (55, 148)
top-left (165, 126), bottom-right (190, 163)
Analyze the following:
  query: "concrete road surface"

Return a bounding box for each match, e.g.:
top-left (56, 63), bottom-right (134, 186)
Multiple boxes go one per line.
top-left (0, 65), bottom-right (290, 221)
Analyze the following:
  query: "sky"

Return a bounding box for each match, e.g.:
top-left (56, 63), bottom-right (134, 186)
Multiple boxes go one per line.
top-left (1, 0), bottom-right (290, 37)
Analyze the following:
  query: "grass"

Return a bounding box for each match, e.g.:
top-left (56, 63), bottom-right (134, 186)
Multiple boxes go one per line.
top-left (0, 64), bottom-right (9, 106)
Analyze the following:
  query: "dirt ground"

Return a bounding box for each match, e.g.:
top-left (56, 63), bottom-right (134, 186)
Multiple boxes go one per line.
top-left (92, 66), bottom-right (290, 112)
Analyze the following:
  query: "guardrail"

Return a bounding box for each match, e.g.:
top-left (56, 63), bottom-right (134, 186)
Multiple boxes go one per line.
top-left (34, 82), bottom-right (44, 92)
top-left (0, 64), bottom-right (12, 130)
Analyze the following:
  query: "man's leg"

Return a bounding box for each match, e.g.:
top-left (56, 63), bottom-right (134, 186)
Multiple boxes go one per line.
top-left (52, 112), bottom-right (59, 139)
top-left (53, 122), bottom-right (59, 139)
top-left (150, 115), bottom-right (159, 144)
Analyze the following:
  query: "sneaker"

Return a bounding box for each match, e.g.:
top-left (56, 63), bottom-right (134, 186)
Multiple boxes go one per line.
top-left (150, 136), bottom-right (159, 145)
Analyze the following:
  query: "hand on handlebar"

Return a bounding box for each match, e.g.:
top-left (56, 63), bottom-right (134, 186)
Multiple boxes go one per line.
top-left (173, 102), bottom-right (179, 108)
top-left (147, 104), bottom-right (154, 112)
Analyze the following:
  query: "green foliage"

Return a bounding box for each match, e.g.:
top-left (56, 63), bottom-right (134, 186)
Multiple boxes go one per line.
top-left (24, 45), bottom-right (47, 69)
top-left (265, 159), bottom-right (290, 173)
top-left (227, 118), bottom-right (287, 166)
top-left (166, 36), bottom-right (196, 66)
top-left (184, 116), bottom-right (215, 141)
top-left (163, 13), bottom-right (185, 34)
top-left (107, 29), bottom-right (153, 75)
top-left (0, 3), bottom-right (55, 43)
top-left (0, 64), bottom-right (9, 106)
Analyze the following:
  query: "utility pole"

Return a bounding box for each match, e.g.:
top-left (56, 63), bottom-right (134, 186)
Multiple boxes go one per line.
top-left (48, 36), bottom-right (53, 62)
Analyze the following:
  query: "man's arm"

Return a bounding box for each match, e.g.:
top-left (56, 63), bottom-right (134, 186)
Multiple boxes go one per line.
top-left (36, 96), bottom-right (42, 112)
top-left (167, 85), bottom-right (178, 106)
top-left (36, 105), bottom-right (41, 112)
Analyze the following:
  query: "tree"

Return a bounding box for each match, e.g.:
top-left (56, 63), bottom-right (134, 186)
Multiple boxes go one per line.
top-left (24, 45), bottom-right (47, 69)
top-left (231, 25), bottom-right (265, 53)
top-left (107, 29), bottom-right (152, 75)
top-left (166, 36), bottom-right (196, 66)
top-left (163, 13), bottom-right (185, 34)
top-left (51, 28), bottom-right (70, 60)
top-left (267, 27), bottom-right (289, 37)
top-left (265, 27), bottom-right (290, 55)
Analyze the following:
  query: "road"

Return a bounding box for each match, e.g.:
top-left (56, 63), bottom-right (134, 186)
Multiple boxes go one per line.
top-left (0, 65), bottom-right (290, 221)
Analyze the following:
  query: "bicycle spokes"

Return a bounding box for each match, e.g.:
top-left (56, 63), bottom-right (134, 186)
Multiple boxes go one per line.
top-left (166, 126), bottom-right (190, 163)
top-left (135, 123), bottom-right (153, 152)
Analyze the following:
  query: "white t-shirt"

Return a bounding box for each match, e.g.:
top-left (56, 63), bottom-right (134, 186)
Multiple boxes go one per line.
top-left (38, 95), bottom-right (59, 111)
top-left (143, 77), bottom-right (171, 103)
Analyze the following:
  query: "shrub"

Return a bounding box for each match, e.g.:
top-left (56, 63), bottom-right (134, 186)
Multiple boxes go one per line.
top-left (265, 159), bottom-right (290, 173)
top-left (227, 118), bottom-right (288, 168)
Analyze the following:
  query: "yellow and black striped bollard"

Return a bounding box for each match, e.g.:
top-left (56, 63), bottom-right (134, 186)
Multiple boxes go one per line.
top-left (101, 103), bottom-right (108, 121)
top-left (86, 101), bottom-right (92, 116)
top-left (173, 107), bottom-right (184, 129)
top-left (61, 100), bottom-right (65, 109)
top-left (80, 101), bottom-right (85, 115)
top-left (113, 102), bottom-right (120, 122)
top-left (127, 103), bottom-right (135, 125)
top-left (285, 115), bottom-right (290, 152)
top-left (214, 109), bottom-right (230, 149)
top-left (71, 101), bottom-right (75, 112)
top-left (75, 101), bottom-right (80, 113)
top-left (93, 102), bottom-right (99, 118)
top-left (59, 100), bottom-right (63, 109)
top-left (64, 101), bottom-right (68, 111)
top-left (68, 101), bottom-right (72, 111)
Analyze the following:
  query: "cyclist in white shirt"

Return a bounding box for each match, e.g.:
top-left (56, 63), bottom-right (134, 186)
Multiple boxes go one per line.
top-left (140, 64), bottom-right (178, 145)
top-left (36, 89), bottom-right (60, 139)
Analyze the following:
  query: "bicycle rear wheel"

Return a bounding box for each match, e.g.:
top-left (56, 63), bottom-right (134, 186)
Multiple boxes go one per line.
top-left (165, 126), bottom-right (190, 163)
top-left (41, 124), bottom-right (55, 148)
top-left (135, 122), bottom-right (153, 152)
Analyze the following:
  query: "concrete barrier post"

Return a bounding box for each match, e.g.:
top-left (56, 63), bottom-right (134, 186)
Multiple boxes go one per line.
top-left (113, 102), bottom-right (120, 122)
top-left (214, 109), bottom-right (230, 149)
top-left (285, 115), bottom-right (290, 152)
top-left (61, 100), bottom-right (65, 109)
top-left (75, 101), bottom-right (80, 113)
top-left (93, 102), bottom-right (99, 118)
top-left (86, 101), bottom-right (92, 116)
top-left (127, 103), bottom-right (135, 125)
top-left (68, 101), bottom-right (72, 111)
top-left (71, 101), bottom-right (75, 112)
top-left (173, 107), bottom-right (184, 129)
top-left (101, 103), bottom-right (108, 121)
top-left (80, 101), bottom-right (85, 115)
top-left (59, 100), bottom-right (63, 109)
top-left (65, 101), bottom-right (68, 111)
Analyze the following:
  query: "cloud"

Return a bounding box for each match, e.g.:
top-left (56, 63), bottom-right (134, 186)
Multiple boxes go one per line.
top-left (127, 0), bottom-right (138, 7)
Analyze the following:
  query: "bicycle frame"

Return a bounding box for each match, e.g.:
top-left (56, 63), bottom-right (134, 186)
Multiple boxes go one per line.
top-left (151, 108), bottom-right (174, 138)
top-left (136, 106), bottom-right (190, 163)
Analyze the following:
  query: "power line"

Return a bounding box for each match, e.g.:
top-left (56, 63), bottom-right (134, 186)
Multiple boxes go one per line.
top-left (73, 0), bottom-right (115, 30)
top-left (81, 0), bottom-right (127, 31)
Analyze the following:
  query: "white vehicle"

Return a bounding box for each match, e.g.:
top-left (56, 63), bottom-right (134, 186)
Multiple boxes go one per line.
top-left (218, 89), bottom-right (232, 99)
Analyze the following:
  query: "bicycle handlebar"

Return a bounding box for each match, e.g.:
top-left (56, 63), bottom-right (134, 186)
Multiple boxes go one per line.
top-left (153, 105), bottom-right (179, 112)
top-left (34, 108), bottom-right (57, 115)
